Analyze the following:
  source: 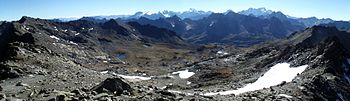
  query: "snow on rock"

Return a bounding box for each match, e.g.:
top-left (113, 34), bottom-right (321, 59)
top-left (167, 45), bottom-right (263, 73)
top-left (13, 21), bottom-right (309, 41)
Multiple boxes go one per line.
top-left (49, 35), bottom-right (60, 40)
top-left (209, 21), bottom-right (214, 27)
top-left (172, 69), bottom-right (195, 79)
top-left (100, 71), bottom-right (108, 74)
top-left (75, 33), bottom-right (80, 36)
top-left (171, 23), bottom-right (175, 27)
top-left (69, 41), bottom-right (78, 45)
top-left (164, 14), bottom-right (171, 17)
top-left (53, 26), bottom-right (58, 31)
top-left (203, 63), bottom-right (308, 96)
top-left (117, 75), bottom-right (151, 81)
top-left (167, 90), bottom-right (182, 94)
top-left (187, 81), bottom-right (192, 85)
top-left (217, 51), bottom-right (228, 55)
top-left (168, 90), bottom-right (194, 95)
top-left (101, 71), bottom-right (152, 81)
top-left (114, 73), bottom-right (152, 81)
top-left (277, 94), bottom-right (293, 98)
top-left (88, 28), bottom-right (94, 31)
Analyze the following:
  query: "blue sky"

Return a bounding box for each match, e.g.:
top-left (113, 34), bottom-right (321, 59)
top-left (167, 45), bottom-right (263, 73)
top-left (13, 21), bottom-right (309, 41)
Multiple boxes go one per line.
top-left (0, 0), bottom-right (349, 21)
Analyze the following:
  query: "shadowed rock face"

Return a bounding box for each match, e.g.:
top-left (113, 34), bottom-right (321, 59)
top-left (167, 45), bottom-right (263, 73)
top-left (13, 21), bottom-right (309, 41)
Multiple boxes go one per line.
top-left (128, 22), bottom-right (184, 44)
top-left (91, 78), bottom-right (132, 95)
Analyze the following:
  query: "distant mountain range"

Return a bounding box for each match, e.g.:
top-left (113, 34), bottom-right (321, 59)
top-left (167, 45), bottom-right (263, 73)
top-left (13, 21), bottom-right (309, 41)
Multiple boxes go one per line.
top-left (55, 8), bottom-right (337, 27)
top-left (48, 8), bottom-right (349, 47)
top-left (54, 8), bottom-right (212, 22)
top-left (237, 8), bottom-right (334, 27)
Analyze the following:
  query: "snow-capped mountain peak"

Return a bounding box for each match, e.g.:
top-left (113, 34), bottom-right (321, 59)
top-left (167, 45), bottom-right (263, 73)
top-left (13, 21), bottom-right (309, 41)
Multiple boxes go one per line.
top-left (238, 7), bottom-right (273, 16)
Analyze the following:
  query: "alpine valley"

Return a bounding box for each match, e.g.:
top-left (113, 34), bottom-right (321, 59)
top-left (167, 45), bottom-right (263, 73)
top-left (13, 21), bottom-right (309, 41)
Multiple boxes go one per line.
top-left (1, 8), bottom-right (350, 100)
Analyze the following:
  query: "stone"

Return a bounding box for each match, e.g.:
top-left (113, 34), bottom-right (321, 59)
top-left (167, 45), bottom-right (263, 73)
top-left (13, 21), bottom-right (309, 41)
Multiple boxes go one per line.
top-left (91, 78), bottom-right (132, 95)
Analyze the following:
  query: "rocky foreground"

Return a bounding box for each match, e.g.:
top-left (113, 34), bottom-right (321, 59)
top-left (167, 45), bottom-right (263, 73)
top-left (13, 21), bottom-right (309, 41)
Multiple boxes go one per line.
top-left (0, 17), bottom-right (350, 100)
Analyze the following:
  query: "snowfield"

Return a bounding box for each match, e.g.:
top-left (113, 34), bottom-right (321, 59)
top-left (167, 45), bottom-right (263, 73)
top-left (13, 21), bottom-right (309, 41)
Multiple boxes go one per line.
top-left (172, 69), bottom-right (195, 79)
top-left (204, 63), bottom-right (308, 96)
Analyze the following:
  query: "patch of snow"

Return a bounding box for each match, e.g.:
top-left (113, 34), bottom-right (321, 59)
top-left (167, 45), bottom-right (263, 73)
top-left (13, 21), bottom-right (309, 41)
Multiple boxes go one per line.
top-left (88, 28), bottom-right (94, 31)
top-left (217, 51), bottom-right (223, 54)
top-left (171, 23), bottom-right (175, 27)
top-left (223, 58), bottom-right (232, 61)
top-left (209, 21), bottom-right (215, 27)
top-left (187, 81), bottom-right (192, 85)
top-left (25, 27), bottom-right (30, 30)
top-left (217, 51), bottom-right (228, 55)
top-left (116, 74), bottom-right (152, 81)
top-left (53, 26), bottom-right (58, 31)
top-left (164, 14), bottom-right (171, 17)
top-left (75, 33), bottom-right (80, 36)
top-left (28, 74), bottom-right (34, 77)
top-left (203, 63), bottom-right (308, 96)
top-left (172, 69), bottom-right (195, 79)
top-left (278, 94), bottom-right (293, 98)
top-left (167, 90), bottom-right (182, 94)
top-left (168, 90), bottom-right (194, 95)
top-left (49, 35), bottom-right (60, 40)
top-left (102, 61), bottom-right (108, 63)
top-left (62, 29), bottom-right (68, 32)
top-left (100, 71), bottom-right (108, 74)
top-left (298, 86), bottom-right (306, 90)
top-left (131, 34), bottom-right (140, 40)
top-left (81, 27), bottom-right (85, 30)
top-left (69, 41), bottom-right (78, 45)
top-left (185, 23), bottom-right (192, 31)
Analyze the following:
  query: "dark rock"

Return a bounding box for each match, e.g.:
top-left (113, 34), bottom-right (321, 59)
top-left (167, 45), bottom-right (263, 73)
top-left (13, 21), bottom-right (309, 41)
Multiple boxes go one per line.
top-left (0, 64), bottom-right (22, 80)
top-left (277, 81), bottom-right (287, 86)
top-left (0, 93), bottom-right (5, 100)
top-left (71, 89), bottom-right (82, 95)
top-left (91, 78), bottom-right (132, 95)
top-left (156, 90), bottom-right (176, 97)
top-left (56, 95), bottom-right (65, 101)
